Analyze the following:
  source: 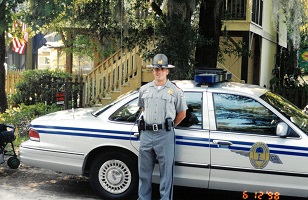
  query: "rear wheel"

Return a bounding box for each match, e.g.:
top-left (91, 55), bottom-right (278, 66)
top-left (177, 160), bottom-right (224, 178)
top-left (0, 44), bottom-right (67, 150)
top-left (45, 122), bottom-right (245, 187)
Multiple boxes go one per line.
top-left (89, 151), bottom-right (138, 200)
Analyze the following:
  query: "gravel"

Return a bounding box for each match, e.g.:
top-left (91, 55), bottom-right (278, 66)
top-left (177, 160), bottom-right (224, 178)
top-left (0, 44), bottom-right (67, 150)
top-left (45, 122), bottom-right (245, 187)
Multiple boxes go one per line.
top-left (0, 157), bottom-right (100, 200)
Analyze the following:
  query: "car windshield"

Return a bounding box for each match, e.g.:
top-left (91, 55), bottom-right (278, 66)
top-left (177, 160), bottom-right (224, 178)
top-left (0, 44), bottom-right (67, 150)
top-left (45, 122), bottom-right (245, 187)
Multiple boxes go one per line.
top-left (260, 91), bottom-right (308, 134)
top-left (92, 90), bottom-right (139, 117)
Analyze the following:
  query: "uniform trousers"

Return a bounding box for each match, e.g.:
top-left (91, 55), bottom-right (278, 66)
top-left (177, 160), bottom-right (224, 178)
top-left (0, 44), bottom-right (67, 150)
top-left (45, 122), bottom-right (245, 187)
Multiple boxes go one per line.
top-left (138, 128), bottom-right (175, 200)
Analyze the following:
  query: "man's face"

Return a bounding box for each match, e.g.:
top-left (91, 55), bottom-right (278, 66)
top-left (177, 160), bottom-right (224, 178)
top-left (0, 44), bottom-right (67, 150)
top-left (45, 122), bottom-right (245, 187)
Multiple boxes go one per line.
top-left (152, 67), bottom-right (169, 82)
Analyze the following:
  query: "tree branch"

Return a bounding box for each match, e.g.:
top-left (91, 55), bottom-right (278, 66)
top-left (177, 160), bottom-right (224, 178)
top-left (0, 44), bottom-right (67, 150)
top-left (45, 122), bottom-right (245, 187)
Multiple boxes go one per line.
top-left (150, 1), bottom-right (163, 16)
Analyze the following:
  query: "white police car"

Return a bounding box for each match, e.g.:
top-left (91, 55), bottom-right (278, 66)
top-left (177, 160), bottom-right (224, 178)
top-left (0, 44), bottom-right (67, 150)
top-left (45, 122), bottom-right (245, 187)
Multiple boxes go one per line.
top-left (20, 70), bottom-right (308, 199)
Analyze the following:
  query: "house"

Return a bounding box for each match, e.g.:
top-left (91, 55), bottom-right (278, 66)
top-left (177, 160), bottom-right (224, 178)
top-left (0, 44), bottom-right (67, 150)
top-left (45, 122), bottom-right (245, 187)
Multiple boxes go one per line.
top-left (6, 32), bottom-right (94, 75)
top-left (221, 0), bottom-right (287, 87)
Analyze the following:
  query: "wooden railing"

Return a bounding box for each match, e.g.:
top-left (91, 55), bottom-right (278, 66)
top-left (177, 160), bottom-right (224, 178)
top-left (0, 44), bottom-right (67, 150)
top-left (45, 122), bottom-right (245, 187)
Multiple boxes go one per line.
top-left (222, 0), bottom-right (247, 20)
top-left (83, 46), bottom-right (152, 106)
top-left (5, 70), bottom-right (21, 95)
top-left (217, 62), bottom-right (244, 83)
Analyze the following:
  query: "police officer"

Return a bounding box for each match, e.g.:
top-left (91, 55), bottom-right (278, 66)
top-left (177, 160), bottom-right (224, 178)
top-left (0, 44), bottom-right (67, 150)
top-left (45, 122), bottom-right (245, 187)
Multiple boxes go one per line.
top-left (138, 54), bottom-right (187, 200)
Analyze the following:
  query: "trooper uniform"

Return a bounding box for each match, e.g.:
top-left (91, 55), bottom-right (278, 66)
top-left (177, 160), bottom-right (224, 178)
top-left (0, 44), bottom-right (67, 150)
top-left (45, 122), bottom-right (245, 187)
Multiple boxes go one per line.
top-left (138, 54), bottom-right (187, 200)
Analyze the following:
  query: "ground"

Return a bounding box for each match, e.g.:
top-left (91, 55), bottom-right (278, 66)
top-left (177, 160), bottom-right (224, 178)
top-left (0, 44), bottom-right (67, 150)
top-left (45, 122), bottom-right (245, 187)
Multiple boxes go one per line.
top-left (0, 156), bottom-right (304, 200)
top-left (0, 160), bottom-right (100, 200)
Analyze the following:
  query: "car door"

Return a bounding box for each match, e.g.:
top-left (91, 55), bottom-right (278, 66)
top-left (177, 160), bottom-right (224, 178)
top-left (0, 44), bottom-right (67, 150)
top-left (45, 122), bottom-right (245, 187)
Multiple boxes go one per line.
top-left (208, 92), bottom-right (308, 198)
top-left (130, 91), bottom-right (211, 188)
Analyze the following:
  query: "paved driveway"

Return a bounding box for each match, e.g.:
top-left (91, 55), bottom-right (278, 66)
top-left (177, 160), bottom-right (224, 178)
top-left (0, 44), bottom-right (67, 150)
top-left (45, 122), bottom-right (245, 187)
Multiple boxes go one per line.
top-left (0, 158), bottom-right (304, 200)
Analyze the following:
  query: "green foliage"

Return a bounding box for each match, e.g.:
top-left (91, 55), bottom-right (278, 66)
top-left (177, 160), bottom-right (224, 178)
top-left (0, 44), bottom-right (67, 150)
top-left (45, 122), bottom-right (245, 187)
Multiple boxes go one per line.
top-left (272, 0), bottom-right (307, 50)
top-left (124, 1), bottom-right (198, 80)
top-left (21, 0), bottom-right (74, 31)
top-left (0, 0), bottom-right (25, 33)
top-left (20, 0), bottom-right (122, 60)
top-left (155, 15), bottom-right (198, 80)
top-left (218, 35), bottom-right (251, 64)
top-left (0, 103), bottom-right (61, 137)
top-left (11, 69), bottom-right (71, 106)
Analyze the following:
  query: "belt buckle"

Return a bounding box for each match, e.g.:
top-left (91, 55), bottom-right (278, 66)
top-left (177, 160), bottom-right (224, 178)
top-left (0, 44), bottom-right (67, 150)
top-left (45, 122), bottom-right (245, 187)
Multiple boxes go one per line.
top-left (152, 124), bottom-right (158, 131)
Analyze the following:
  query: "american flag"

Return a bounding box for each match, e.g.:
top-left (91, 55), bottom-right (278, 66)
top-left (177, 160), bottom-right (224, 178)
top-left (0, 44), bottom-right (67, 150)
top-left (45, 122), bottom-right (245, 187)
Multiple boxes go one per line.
top-left (12, 20), bottom-right (28, 54)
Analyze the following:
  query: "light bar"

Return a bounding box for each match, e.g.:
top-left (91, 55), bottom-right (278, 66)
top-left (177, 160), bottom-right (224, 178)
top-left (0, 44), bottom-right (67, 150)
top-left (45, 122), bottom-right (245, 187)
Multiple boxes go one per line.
top-left (194, 69), bottom-right (232, 84)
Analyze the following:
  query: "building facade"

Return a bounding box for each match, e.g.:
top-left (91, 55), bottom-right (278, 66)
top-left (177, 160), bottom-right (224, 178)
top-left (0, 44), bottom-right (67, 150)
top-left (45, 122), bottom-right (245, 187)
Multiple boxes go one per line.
top-left (222, 0), bottom-right (287, 87)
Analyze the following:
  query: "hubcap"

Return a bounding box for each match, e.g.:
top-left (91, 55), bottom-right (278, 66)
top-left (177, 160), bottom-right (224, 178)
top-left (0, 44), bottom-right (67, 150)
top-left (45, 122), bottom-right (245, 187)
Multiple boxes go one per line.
top-left (98, 159), bottom-right (131, 194)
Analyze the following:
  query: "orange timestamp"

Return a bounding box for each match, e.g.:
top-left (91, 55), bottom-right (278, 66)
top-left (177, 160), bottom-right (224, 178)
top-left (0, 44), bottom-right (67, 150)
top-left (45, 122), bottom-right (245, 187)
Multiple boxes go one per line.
top-left (242, 191), bottom-right (280, 200)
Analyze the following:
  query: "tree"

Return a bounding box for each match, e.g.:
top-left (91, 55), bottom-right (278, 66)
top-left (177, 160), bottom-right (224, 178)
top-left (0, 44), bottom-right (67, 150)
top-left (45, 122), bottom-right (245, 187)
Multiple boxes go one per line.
top-left (271, 0), bottom-right (308, 87)
top-left (21, 0), bottom-right (124, 73)
top-left (124, 0), bottom-right (199, 79)
top-left (195, 0), bottom-right (224, 69)
top-left (19, 0), bottom-right (244, 81)
top-left (0, 0), bottom-right (25, 113)
top-left (0, 1), bottom-right (6, 113)
top-left (125, 0), bottom-right (245, 79)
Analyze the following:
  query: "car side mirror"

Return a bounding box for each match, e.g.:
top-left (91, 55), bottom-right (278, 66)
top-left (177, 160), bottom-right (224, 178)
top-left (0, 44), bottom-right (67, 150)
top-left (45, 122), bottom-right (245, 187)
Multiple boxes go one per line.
top-left (276, 122), bottom-right (289, 137)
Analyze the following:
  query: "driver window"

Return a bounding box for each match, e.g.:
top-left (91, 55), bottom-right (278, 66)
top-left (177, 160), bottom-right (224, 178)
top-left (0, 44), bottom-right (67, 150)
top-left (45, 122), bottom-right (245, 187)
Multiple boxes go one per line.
top-left (178, 92), bottom-right (202, 129)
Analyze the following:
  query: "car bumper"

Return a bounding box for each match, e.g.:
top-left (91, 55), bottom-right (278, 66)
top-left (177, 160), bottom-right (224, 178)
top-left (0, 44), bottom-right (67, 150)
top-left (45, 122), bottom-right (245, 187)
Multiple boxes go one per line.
top-left (20, 141), bottom-right (85, 175)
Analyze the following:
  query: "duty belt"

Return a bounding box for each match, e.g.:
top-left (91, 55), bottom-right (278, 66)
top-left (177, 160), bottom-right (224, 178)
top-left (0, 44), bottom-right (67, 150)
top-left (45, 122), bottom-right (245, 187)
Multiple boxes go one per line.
top-left (145, 123), bottom-right (164, 131)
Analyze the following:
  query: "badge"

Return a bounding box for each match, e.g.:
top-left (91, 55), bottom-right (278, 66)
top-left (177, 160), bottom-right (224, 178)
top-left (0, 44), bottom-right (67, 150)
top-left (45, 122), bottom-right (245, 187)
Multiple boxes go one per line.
top-left (168, 88), bottom-right (173, 94)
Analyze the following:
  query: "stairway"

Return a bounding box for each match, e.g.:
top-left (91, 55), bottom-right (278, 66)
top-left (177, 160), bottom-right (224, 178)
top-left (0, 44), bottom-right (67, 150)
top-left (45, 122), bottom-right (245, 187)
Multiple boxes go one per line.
top-left (83, 46), bottom-right (244, 107)
top-left (83, 47), bottom-right (153, 107)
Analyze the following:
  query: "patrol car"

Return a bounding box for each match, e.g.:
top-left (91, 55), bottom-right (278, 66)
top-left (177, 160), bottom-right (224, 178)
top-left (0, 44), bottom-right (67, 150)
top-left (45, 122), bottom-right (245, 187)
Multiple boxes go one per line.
top-left (20, 70), bottom-right (308, 199)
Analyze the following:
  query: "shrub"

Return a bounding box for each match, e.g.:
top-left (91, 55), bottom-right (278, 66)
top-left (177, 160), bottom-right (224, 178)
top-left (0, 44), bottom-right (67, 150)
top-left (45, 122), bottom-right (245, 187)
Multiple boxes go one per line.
top-left (11, 69), bottom-right (71, 106)
top-left (0, 103), bottom-right (61, 137)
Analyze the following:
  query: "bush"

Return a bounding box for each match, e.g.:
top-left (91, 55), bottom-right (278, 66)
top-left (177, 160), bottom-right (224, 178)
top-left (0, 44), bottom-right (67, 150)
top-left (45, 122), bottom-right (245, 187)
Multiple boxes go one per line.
top-left (11, 69), bottom-right (71, 106)
top-left (0, 103), bottom-right (61, 137)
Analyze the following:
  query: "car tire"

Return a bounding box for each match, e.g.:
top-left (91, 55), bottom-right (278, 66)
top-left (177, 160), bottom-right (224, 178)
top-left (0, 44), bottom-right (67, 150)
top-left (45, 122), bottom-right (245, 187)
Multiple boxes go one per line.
top-left (7, 156), bottom-right (20, 169)
top-left (89, 151), bottom-right (138, 200)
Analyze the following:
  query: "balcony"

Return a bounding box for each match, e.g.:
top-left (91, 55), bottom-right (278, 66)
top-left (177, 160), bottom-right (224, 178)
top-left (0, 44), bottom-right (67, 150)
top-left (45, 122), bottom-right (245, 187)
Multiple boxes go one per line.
top-left (223, 0), bottom-right (247, 20)
top-left (223, 0), bottom-right (263, 27)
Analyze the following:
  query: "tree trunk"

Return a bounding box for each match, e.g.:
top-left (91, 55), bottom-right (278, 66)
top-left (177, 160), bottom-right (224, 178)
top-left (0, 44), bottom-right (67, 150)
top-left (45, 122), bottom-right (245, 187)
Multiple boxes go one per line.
top-left (164, 0), bottom-right (196, 79)
top-left (195, 0), bottom-right (223, 69)
top-left (0, 1), bottom-right (8, 113)
top-left (65, 31), bottom-right (73, 74)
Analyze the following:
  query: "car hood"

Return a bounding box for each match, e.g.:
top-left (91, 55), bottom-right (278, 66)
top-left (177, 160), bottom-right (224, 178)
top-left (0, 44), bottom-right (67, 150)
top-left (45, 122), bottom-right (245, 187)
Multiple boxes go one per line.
top-left (32, 107), bottom-right (99, 122)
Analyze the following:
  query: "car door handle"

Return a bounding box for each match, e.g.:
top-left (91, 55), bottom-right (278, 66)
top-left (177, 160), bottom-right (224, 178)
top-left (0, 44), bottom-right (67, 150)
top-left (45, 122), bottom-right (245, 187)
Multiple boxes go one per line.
top-left (133, 132), bottom-right (140, 138)
top-left (213, 140), bottom-right (233, 146)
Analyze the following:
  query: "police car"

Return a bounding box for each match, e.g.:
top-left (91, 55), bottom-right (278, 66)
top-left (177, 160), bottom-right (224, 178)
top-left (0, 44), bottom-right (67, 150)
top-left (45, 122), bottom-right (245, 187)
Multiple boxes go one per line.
top-left (20, 69), bottom-right (308, 199)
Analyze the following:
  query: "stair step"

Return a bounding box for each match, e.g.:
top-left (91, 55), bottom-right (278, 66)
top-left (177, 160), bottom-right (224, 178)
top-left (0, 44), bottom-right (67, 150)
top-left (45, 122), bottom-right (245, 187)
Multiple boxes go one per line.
top-left (110, 90), bottom-right (121, 100)
top-left (101, 97), bottom-right (112, 106)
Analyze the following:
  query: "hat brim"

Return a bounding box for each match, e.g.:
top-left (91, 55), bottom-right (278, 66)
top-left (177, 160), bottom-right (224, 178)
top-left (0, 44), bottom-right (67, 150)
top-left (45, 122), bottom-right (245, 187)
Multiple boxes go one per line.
top-left (146, 64), bottom-right (175, 68)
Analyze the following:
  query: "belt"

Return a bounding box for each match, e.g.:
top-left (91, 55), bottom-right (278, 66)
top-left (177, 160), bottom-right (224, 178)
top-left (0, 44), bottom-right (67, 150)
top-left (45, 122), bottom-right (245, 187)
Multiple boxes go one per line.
top-left (145, 123), bottom-right (165, 131)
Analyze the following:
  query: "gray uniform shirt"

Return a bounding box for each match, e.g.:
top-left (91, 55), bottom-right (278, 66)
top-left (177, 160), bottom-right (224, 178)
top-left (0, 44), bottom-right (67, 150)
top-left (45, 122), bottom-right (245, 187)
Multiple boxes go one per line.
top-left (138, 80), bottom-right (188, 124)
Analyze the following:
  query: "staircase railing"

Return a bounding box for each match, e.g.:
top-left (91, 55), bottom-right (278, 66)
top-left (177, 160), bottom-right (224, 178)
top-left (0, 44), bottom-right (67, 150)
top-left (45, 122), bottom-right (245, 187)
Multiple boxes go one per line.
top-left (217, 62), bottom-right (244, 83)
top-left (84, 46), bottom-right (151, 106)
top-left (83, 45), bottom-right (245, 106)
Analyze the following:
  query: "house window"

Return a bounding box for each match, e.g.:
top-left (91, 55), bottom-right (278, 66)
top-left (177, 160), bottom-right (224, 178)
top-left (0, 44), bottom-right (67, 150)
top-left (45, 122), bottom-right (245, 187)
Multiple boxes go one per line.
top-left (223, 0), bottom-right (247, 20)
top-left (252, 0), bottom-right (263, 26)
top-left (38, 56), bottom-right (50, 68)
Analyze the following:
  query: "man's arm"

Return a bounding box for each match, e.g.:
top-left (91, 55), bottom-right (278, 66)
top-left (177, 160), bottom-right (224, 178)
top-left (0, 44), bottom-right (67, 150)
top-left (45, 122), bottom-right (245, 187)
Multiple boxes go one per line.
top-left (174, 110), bottom-right (186, 127)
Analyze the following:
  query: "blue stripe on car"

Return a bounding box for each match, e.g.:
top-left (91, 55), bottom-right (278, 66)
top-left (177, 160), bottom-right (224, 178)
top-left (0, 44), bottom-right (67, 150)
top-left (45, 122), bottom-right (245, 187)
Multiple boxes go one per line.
top-left (31, 125), bottom-right (308, 157)
top-left (31, 124), bottom-right (137, 141)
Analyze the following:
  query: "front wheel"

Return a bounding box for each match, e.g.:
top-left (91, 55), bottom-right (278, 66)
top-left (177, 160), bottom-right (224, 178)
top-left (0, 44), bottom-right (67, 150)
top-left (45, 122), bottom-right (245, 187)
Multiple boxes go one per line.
top-left (89, 151), bottom-right (138, 200)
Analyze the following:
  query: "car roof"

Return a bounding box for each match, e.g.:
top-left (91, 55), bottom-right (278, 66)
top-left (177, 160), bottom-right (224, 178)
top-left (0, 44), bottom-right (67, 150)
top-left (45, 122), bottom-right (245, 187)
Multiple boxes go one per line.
top-left (173, 80), bottom-right (269, 97)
